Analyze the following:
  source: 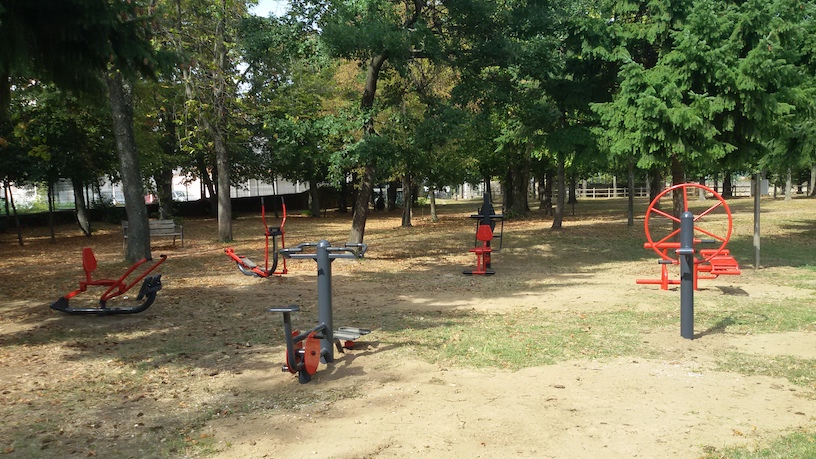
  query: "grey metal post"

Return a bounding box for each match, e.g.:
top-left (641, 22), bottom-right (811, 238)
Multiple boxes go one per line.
top-left (677, 211), bottom-right (695, 339)
top-left (315, 240), bottom-right (335, 363)
top-left (279, 240), bottom-right (366, 374)
top-left (754, 172), bottom-right (761, 270)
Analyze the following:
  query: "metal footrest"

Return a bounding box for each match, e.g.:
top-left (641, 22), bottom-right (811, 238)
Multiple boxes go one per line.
top-left (333, 326), bottom-right (371, 352)
top-left (240, 256), bottom-right (257, 268)
top-left (337, 326), bottom-right (371, 335)
top-left (333, 330), bottom-right (360, 341)
top-left (333, 327), bottom-right (371, 341)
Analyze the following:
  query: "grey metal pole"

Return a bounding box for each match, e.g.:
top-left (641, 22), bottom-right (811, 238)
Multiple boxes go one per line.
top-left (678, 211), bottom-right (695, 340)
top-left (315, 240), bottom-right (334, 363)
top-left (754, 172), bottom-right (761, 270)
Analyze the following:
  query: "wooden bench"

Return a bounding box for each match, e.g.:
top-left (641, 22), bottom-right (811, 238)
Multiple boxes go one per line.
top-left (122, 220), bottom-right (184, 248)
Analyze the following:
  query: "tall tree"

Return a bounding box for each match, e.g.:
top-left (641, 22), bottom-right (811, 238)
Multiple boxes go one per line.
top-left (11, 83), bottom-right (117, 236)
top-left (1, 0), bottom-right (167, 261)
top-left (294, 0), bottom-right (441, 243)
top-left (164, 0), bottom-right (250, 242)
top-left (593, 0), bottom-right (815, 218)
top-left (240, 15), bottom-right (346, 216)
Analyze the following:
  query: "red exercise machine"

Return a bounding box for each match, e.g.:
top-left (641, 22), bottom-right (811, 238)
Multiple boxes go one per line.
top-left (224, 197), bottom-right (288, 278)
top-left (636, 183), bottom-right (741, 290)
top-left (463, 193), bottom-right (503, 275)
top-left (51, 248), bottom-right (167, 315)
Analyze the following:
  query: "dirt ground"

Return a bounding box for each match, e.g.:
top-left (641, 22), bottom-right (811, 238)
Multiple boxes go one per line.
top-left (204, 275), bottom-right (816, 459)
top-left (0, 198), bottom-right (814, 458)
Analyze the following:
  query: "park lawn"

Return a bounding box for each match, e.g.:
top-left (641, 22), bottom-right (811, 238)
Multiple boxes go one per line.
top-left (0, 195), bottom-right (814, 458)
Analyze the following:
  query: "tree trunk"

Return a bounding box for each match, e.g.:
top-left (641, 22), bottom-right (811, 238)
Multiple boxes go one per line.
top-left (211, 0), bottom-right (232, 242)
top-left (670, 154), bottom-right (685, 233)
top-left (5, 181), bottom-right (23, 246)
top-left (540, 169), bottom-right (553, 215)
top-left (0, 73), bottom-right (9, 148)
top-left (337, 180), bottom-right (348, 213)
top-left (72, 178), bottom-right (92, 236)
top-left (349, 165), bottom-right (375, 243)
top-left (503, 170), bottom-right (513, 212)
top-left (2, 180), bottom-right (8, 216)
top-left (0, 76), bottom-right (13, 241)
top-left (386, 180), bottom-right (398, 211)
top-left (723, 171), bottom-right (733, 198)
top-left (153, 167), bottom-right (174, 220)
top-left (648, 169), bottom-right (662, 204)
top-left (568, 174), bottom-right (577, 204)
top-left (627, 158), bottom-right (635, 226)
top-left (107, 71), bottom-right (151, 262)
top-left (785, 169), bottom-right (792, 201)
top-left (348, 53), bottom-right (387, 245)
top-left (401, 174), bottom-right (413, 227)
top-left (508, 145), bottom-right (530, 217)
top-left (213, 124), bottom-right (232, 241)
top-left (195, 156), bottom-right (217, 214)
top-left (47, 181), bottom-right (56, 242)
top-left (309, 177), bottom-right (321, 217)
top-left (552, 153), bottom-right (565, 229)
top-left (429, 185), bottom-right (438, 223)
top-left (156, 103), bottom-right (178, 219)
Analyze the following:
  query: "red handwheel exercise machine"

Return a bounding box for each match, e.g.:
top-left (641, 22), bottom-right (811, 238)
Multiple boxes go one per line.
top-left (637, 183), bottom-right (741, 291)
top-left (636, 183), bottom-right (742, 339)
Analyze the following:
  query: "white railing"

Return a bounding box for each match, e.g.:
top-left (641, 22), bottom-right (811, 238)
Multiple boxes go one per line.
top-left (576, 187), bottom-right (650, 199)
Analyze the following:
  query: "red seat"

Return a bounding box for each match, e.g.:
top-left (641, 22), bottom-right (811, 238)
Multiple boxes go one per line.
top-left (80, 248), bottom-right (117, 288)
top-left (466, 225), bottom-right (494, 275)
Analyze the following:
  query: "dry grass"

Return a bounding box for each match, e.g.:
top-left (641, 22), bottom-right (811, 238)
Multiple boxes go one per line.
top-left (0, 195), bottom-right (814, 458)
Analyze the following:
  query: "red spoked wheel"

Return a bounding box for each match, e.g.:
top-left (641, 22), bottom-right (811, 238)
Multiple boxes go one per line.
top-left (303, 332), bottom-right (322, 376)
top-left (644, 183), bottom-right (733, 264)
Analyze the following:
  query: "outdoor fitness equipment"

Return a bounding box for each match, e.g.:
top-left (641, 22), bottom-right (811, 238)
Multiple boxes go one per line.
top-left (224, 197), bottom-right (288, 277)
top-left (268, 240), bottom-right (370, 383)
top-left (463, 193), bottom-right (504, 275)
top-left (637, 183), bottom-right (741, 339)
top-left (636, 183), bottom-right (741, 291)
top-left (50, 247), bottom-right (167, 315)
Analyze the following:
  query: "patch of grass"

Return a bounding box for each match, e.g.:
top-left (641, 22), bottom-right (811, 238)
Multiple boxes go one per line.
top-left (713, 352), bottom-right (816, 391)
top-left (755, 265), bottom-right (816, 291)
top-left (383, 309), bottom-right (671, 369)
top-left (700, 429), bottom-right (816, 459)
top-left (693, 294), bottom-right (816, 335)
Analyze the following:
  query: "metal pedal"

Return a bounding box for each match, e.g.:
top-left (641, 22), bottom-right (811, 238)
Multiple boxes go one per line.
top-left (337, 326), bottom-right (371, 336)
top-left (268, 304), bottom-right (300, 313)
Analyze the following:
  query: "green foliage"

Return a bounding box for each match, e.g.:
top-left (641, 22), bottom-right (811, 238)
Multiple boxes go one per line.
top-left (4, 82), bottom-right (117, 206)
top-left (592, 0), bottom-right (816, 180)
top-left (314, 0), bottom-right (440, 71)
top-left (0, 0), bottom-right (161, 94)
top-left (3, 0), bottom-right (814, 223)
